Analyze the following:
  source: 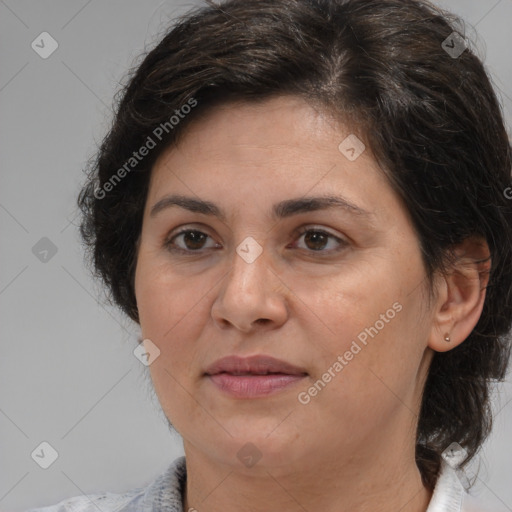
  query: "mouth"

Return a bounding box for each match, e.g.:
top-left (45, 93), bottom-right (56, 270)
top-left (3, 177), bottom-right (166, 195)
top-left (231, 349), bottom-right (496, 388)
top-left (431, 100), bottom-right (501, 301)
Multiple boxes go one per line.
top-left (213, 370), bottom-right (301, 376)
top-left (206, 372), bottom-right (307, 398)
top-left (204, 354), bottom-right (308, 376)
top-left (204, 355), bottom-right (308, 398)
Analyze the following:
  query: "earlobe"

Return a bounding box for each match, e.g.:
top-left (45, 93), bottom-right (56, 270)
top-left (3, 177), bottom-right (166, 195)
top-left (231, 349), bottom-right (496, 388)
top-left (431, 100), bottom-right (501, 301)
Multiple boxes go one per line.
top-left (427, 236), bottom-right (491, 353)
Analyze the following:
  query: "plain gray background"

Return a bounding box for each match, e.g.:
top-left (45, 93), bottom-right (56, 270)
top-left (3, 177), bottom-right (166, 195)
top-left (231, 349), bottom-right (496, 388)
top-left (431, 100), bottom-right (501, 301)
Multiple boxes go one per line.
top-left (1, 1), bottom-right (511, 511)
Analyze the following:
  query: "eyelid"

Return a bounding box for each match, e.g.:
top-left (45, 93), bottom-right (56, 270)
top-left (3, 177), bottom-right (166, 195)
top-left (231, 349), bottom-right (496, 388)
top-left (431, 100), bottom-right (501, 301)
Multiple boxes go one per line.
top-left (165, 225), bottom-right (219, 252)
top-left (292, 225), bottom-right (349, 251)
top-left (294, 224), bottom-right (343, 238)
top-left (164, 224), bottom-right (349, 254)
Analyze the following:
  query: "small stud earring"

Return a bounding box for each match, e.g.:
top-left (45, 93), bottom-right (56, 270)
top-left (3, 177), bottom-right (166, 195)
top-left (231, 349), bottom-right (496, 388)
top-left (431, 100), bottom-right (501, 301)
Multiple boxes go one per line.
top-left (444, 333), bottom-right (451, 342)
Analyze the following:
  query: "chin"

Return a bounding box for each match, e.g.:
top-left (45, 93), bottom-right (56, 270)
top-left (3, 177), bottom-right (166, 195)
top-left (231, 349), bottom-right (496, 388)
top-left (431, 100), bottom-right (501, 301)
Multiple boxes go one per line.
top-left (209, 422), bottom-right (305, 469)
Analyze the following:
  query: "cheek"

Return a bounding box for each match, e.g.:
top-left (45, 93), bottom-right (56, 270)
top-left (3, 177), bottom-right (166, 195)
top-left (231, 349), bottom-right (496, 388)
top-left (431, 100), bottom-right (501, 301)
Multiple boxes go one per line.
top-left (297, 303), bottom-right (422, 436)
top-left (135, 255), bottom-right (197, 338)
top-left (299, 268), bottom-right (426, 402)
top-left (136, 263), bottom-right (209, 428)
top-left (135, 258), bottom-right (211, 380)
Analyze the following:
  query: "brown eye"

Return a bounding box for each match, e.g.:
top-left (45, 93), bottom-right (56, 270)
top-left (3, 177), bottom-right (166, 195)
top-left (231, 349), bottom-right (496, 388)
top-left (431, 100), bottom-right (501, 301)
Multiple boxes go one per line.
top-left (164, 226), bottom-right (348, 256)
top-left (302, 230), bottom-right (329, 251)
top-left (293, 227), bottom-right (348, 254)
top-left (165, 229), bottom-right (217, 253)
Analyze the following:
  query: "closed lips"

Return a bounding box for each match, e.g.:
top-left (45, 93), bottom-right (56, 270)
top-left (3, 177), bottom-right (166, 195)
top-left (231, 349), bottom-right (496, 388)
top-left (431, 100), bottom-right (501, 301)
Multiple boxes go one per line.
top-left (218, 371), bottom-right (294, 376)
top-left (204, 355), bottom-right (308, 376)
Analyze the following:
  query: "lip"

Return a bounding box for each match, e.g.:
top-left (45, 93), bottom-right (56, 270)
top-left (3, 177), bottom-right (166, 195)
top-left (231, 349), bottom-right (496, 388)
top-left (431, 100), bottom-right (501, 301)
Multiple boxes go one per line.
top-left (204, 355), bottom-right (308, 399)
top-left (204, 355), bottom-right (307, 376)
top-left (207, 373), bottom-right (306, 398)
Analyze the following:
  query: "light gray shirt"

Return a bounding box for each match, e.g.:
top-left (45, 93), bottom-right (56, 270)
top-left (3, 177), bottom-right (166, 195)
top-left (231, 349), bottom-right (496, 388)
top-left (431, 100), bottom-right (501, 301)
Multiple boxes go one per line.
top-left (26, 456), bottom-right (488, 511)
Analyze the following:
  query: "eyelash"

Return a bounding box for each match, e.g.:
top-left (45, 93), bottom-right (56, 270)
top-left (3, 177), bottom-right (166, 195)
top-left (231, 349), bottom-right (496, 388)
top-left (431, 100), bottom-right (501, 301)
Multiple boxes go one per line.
top-left (163, 226), bottom-right (348, 256)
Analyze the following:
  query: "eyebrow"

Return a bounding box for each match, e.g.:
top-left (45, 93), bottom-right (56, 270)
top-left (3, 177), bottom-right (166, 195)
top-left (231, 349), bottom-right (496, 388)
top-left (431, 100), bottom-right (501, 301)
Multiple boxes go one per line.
top-left (149, 193), bottom-right (373, 222)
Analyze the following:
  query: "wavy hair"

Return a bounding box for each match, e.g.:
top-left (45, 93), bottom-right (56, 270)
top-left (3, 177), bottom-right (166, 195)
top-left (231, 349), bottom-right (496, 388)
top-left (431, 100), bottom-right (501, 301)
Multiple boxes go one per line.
top-left (78, 0), bottom-right (512, 490)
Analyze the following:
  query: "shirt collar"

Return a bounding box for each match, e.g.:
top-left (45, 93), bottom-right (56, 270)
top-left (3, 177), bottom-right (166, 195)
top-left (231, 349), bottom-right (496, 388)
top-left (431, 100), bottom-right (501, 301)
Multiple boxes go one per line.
top-left (142, 456), bottom-right (465, 512)
top-left (142, 455), bottom-right (187, 512)
top-left (426, 459), bottom-right (465, 512)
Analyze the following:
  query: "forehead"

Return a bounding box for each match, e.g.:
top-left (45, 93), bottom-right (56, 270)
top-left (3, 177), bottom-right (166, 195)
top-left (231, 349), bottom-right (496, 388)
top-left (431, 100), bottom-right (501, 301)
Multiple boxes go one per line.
top-left (145, 95), bottom-right (399, 226)
top-left (150, 96), bottom-right (381, 181)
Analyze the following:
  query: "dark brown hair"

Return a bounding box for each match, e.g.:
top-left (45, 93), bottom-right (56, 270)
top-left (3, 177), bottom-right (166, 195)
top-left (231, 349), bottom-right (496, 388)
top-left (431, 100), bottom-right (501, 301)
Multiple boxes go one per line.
top-left (78, 0), bottom-right (512, 490)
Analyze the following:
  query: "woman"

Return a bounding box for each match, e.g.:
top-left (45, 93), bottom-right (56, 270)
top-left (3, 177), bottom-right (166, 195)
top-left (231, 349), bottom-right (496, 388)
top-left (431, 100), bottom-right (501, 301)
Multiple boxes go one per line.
top-left (28, 0), bottom-right (512, 510)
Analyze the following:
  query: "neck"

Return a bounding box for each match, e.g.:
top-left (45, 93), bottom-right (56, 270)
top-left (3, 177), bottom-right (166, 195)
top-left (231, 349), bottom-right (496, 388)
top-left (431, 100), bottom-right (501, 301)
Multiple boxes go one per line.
top-left (182, 442), bottom-right (433, 512)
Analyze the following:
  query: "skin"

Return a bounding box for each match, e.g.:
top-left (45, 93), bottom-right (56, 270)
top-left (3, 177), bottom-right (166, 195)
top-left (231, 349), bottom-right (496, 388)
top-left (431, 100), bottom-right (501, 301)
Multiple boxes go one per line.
top-left (134, 95), bottom-right (490, 512)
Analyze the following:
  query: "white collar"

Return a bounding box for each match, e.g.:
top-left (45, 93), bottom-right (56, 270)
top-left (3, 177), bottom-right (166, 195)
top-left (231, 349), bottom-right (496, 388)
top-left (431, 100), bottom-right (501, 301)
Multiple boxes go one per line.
top-left (426, 459), bottom-right (466, 512)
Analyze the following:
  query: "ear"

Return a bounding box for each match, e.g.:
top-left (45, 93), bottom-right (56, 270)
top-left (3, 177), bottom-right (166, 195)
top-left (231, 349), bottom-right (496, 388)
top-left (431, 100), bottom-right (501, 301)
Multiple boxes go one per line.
top-left (428, 236), bottom-right (491, 353)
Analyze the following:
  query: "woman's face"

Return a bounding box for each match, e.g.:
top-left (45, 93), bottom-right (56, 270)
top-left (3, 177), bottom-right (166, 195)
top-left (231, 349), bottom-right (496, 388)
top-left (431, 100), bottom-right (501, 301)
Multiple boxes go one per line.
top-left (134, 95), bottom-right (436, 472)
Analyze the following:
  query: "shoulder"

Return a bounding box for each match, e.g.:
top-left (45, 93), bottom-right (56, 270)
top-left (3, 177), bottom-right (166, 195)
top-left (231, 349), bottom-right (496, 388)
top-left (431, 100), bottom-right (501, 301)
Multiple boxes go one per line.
top-left (25, 488), bottom-right (145, 512)
top-left (25, 456), bottom-right (187, 512)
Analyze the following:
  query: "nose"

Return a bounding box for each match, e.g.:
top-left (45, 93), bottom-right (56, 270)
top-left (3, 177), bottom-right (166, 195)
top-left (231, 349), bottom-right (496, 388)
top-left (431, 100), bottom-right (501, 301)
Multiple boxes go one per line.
top-left (210, 241), bottom-right (289, 333)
